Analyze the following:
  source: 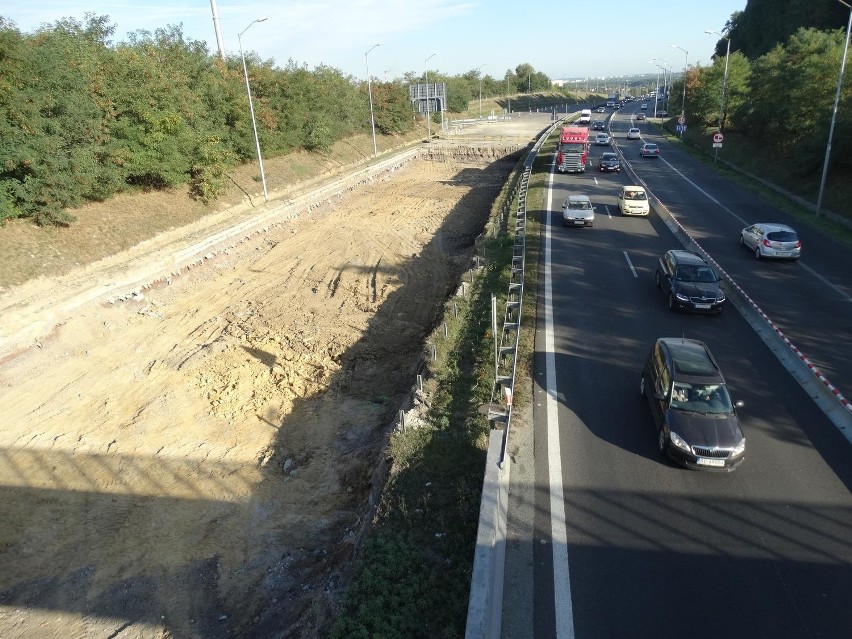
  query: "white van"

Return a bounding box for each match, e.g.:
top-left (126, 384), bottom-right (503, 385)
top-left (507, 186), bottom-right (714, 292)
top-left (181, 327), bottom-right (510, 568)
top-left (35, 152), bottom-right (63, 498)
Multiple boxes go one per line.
top-left (578, 109), bottom-right (592, 124)
top-left (617, 186), bottom-right (650, 216)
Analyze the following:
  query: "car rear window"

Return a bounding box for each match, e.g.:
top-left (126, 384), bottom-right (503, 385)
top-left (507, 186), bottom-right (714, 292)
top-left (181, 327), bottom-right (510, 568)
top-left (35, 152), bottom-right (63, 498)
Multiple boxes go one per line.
top-left (766, 231), bottom-right (797, 242)
top-left (671, 350), bottom-right (718, 376)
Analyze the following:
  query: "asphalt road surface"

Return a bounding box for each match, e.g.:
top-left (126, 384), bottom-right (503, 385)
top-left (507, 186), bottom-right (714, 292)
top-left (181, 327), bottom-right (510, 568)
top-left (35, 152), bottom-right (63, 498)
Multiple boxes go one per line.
top-left (501, 106), bottom-right (852, 639)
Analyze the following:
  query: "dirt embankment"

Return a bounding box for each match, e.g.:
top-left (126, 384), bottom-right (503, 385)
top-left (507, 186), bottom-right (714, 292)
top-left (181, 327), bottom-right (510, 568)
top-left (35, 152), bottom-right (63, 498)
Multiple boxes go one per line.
top-left (0, 146), bottom-right (522, 638)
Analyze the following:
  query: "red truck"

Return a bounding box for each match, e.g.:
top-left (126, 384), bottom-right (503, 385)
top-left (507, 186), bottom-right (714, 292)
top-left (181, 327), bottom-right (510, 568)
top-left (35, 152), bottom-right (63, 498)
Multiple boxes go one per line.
top-left (556, 126), bottom-right (589, 174)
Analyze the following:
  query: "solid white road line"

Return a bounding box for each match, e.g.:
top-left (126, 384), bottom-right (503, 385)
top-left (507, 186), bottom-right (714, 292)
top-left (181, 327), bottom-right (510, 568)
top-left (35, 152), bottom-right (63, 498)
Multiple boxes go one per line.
top-left (545, 159), bottom-right (576, 638)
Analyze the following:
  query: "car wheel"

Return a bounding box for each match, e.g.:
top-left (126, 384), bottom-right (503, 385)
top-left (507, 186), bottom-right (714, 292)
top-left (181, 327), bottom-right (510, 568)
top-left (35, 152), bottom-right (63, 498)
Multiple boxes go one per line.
top-left (658, 427), bottom-right (668, 455)
top-left (738, 234), bottom-right (745, 246)
top-left (639, 375), bottom-right (646, 398)
top-left (754, 246), bottom-right (762, 260)
top-left (668, 293), bottom-right (677, 310)
top-left (654, 270), bottom-right (661, 288)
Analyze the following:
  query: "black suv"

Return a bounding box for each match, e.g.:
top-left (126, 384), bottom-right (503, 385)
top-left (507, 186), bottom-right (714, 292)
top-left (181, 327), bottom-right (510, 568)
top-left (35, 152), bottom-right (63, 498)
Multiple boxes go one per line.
top-left (592, 120), bottom-right (605, 130)
top-left (640, 338), bottom-right (746, 471)
top-left (655, 250), bottom-right (725, 313)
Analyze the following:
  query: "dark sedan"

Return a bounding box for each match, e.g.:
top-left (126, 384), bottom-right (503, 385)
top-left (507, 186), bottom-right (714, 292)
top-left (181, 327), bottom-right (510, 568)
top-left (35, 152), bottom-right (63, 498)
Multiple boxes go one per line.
top-left (640, 337), bottom-right (746, 472)
top-left (598, 152), bottom-right (621, 173)
top-left (654, 249), bottom-right (726, 313)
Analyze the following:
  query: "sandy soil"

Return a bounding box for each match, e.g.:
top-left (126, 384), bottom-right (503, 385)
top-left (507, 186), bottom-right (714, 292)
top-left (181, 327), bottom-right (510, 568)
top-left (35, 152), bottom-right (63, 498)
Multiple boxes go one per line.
top-left (0, 142), bottom-right (525, 637)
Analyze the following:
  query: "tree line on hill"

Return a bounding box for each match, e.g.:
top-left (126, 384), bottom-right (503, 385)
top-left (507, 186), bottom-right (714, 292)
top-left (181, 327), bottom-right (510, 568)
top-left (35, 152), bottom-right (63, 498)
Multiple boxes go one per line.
top-left (0, 14), bottom-right (555, 227)
top-left (672, 1), bottom-right (850, 181)
top-left (5, 0), bottom-right (848, 228)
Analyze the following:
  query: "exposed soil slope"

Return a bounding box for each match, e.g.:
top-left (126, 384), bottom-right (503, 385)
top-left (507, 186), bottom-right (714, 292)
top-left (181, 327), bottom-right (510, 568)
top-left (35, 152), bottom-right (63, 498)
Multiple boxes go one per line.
top-left (0, 150), bottom-right (521, 638)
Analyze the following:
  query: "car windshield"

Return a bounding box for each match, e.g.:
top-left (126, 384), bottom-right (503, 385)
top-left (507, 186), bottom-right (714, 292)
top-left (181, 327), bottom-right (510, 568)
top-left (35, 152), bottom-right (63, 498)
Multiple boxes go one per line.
top-left (602, 154), bottom-right (617, 161)
top-left (624, 190), bottom-right (646, 200)
top-left (670, 383), bottom-right (733, 414)
top-left (766, 231), bottom-right (798, 242)
top-left (568, 200), bottom-right (591, 210)
top-left (564, 143), bottom-right (585, 152)
top-left (675, 265), bottom-right (716, 282)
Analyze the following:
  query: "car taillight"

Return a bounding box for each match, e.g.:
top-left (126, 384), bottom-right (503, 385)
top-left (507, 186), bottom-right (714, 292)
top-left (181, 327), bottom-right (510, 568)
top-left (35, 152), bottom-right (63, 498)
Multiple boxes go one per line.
top-left (763, 239), bottom-right (772, 247)
top-left (795, 240), bottom-right (802, 248)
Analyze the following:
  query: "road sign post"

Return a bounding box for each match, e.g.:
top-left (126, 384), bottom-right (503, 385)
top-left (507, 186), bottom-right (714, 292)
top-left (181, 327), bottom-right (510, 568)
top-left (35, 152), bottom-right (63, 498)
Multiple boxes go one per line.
top-left (712, 132), bottom-right (724, 162)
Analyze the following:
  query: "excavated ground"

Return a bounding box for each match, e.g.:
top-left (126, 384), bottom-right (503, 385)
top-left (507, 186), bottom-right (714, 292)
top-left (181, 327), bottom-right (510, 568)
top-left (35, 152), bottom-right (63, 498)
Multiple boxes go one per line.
top-left (0, 125), bottom-right (540, 637)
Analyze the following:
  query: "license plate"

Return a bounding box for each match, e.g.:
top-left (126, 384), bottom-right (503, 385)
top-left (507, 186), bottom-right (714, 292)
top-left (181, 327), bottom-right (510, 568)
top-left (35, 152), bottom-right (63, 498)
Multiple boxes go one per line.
top-left (694, 303), bottom-right (711, 309)
top-left (775, 251), bottom-right (790, 256)
top-left (697, 458), bottom-right (725, 467)
top-left (573, 220), bottom-right (586, 225)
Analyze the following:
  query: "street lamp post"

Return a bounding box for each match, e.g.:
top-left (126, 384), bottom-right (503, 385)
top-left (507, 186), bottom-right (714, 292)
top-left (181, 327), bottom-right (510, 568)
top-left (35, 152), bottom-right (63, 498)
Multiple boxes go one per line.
top-left (425, 53), bottom-right (436, 141)
top-left (238, 17), bottom-right (269, 202)
top-left (651, 58), bottom-right (670, 115)
top-left (650, 61), bottom-right (661, 116)
top-left (705, 30), bottom-right (731, 132)
top-left (476, 64), bottom-right (487, 119)
top-left (671, 44), bottom-right (688, 137)
top-left (817, 0), bottom-right (852, 215)
top-left (656, 59), bottom-right (670, 109)
top-left (365, 43), bottom-right (382, 157)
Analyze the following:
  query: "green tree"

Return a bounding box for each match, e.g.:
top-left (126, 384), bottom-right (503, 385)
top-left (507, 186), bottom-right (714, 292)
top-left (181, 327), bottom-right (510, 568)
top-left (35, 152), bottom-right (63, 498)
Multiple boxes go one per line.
top-left (370, 81), bottom-right (414, 135)
top-left (445, 77), bottom-right (472, 112)
top-left (726, 0), bottom-right (848, 60)
top-left (715, 52), bottom-right (751, 132)
top-left (748, 27), bottom-right (848, 171)
top-left (0, 15), bottom-right (117, 224)
top-left (105, 25), bottom-right (212, 189)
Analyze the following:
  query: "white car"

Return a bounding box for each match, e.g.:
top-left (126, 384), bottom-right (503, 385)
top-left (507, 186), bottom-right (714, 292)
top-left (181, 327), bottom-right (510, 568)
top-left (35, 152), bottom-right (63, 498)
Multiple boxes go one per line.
top-left (594, 132), bottom-right (611, 145)
top-left (739, 223), bottom-right (801, 260)
top-left (617, 186), bottom-right (650, 216)
top-left (627, 128), bottom-right (641, 140)
top-left (561, 194), bottom-right (595, 228)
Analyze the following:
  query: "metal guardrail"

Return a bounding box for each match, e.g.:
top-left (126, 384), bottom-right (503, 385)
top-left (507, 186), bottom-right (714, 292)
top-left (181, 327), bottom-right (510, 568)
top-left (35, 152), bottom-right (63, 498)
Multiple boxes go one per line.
top-left (487, 118), bottom-right (564, 463)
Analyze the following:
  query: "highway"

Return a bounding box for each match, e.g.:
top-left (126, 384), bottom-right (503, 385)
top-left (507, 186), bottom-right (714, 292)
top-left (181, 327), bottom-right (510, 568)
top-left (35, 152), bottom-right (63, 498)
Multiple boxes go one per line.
top-left (500, 104), bottom-right (852, 638)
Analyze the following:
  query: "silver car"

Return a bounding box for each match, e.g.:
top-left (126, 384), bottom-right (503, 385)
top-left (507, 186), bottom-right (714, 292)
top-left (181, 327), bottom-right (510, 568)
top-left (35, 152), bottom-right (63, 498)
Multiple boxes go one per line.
top-left (739, 223), bottom-right (801, 260)
top-left (561, 194), bottom-right (594, 228)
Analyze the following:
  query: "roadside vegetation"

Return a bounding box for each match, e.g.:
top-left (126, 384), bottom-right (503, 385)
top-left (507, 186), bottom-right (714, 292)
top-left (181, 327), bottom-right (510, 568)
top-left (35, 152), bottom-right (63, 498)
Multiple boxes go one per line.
top-left (0, 13), bottom-right (557, 228)
top-left (660, 1), bottom-right (852, 222)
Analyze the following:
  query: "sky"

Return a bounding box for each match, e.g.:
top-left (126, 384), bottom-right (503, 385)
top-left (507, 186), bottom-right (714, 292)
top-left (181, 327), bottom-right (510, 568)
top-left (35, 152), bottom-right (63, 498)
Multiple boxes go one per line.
top-left (3, 1), bottom-right (748, 81)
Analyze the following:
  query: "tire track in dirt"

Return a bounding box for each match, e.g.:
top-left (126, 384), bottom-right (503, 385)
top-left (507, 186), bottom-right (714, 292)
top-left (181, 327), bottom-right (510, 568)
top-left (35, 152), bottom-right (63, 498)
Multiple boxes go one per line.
top-left (0, 150), bottom-right (523, 638)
